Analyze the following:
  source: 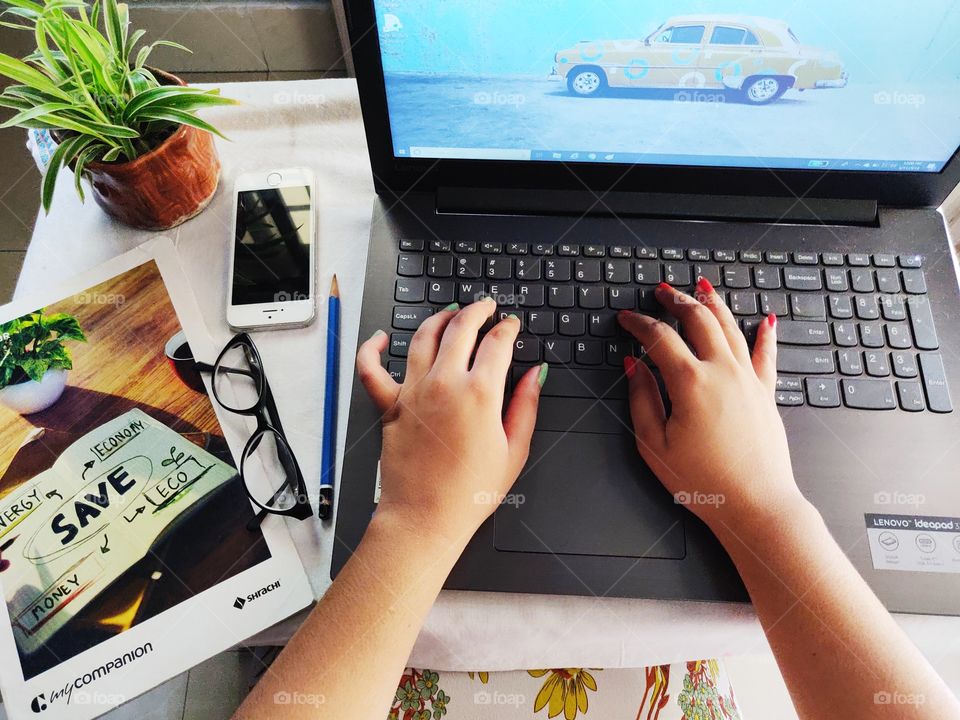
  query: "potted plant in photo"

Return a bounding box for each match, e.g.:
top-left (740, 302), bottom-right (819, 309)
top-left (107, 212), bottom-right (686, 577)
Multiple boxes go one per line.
top-left (0, 0), bottom-right (237, 229)
top-left (0, 309), bottom-right (86, 415)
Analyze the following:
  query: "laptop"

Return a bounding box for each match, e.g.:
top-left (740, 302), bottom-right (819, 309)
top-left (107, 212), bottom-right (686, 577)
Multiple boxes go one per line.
top-left (333, 1), bottom-right (960, 615)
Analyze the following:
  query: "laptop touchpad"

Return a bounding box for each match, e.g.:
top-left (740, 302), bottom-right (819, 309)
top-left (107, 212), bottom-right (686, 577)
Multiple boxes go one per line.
top-left (494, 431), bottom-right (686, 559)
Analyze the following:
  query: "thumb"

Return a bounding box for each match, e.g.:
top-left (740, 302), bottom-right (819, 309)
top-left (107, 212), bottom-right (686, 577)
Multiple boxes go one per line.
top-left (503, 363), bottom-right (546, 474)
top-left (356, 330), bottom-right (401, 413)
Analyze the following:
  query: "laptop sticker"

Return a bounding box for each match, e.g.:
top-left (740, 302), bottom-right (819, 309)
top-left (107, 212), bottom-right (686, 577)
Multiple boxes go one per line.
top-left (866, 514), bottom-right (960, 574)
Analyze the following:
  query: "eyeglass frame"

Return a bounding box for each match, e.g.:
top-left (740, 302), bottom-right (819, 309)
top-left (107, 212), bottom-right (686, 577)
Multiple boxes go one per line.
top-left (194, 333), bottom-right (313, 529)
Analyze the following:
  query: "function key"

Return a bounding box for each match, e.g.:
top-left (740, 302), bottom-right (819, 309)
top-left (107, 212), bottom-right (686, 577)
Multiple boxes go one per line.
top-left (583, 245), bottom-right (605, 257)
top-left (821, 252), bottom-right (844, 266)
top-left (661, 248), bottom-right (684, 260)
top-left (454, 240), bottom-right (477, 253)
top-left (688, 248), bottom-right (710, 261)
top-left (430, 239), bottom-right (451, 252)
top-left (610, 246), bottom-right (632, 258)
top-left (531, 243), bottom-right (554, 256)
top-left (714, 249), bottom-right (737, 262)
top-left (636, 246), bottom-right (658, 259)
top-left (899, 254), bottom-right (923, 268)
top-left (558, 244), bottom-right (580, 256)
top-left (793, 252), bottom-right (819, 265)
top-left (399, 238), bottom-right (424, 251)
top-left (506, 242), bottom-right (529, 255)
top-left (873, 254), bottom-right (896, 267)
top-left (765, 251), bottom-right (789, 264)
top-left (847, 253), bottom-right (870, 266)
top-left (740, 250), bottom-right (762, 263)
top-left (480, 241), bottom-right (502, 254)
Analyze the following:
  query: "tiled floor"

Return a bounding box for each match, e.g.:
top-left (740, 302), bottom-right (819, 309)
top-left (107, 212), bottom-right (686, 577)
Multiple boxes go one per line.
top-left (0, 123), bottom-right (37, 302)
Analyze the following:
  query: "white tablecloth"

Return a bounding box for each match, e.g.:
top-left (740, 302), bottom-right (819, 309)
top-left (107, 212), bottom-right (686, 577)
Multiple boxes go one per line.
top-left (14, 79), bottom-right (960, 679)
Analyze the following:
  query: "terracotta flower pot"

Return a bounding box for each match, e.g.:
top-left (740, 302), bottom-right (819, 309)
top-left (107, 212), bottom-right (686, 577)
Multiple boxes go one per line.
top-left (83, 69), bottom-right (221, 230)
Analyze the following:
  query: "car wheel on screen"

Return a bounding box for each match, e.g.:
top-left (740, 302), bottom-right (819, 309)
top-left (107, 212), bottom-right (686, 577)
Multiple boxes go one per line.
top-left (742, 76), bottom-right (785, 105)
top-left (568, 68), bottom-right (606, 97)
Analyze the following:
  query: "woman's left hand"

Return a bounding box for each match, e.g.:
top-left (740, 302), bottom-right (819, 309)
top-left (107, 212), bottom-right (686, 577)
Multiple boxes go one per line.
top-left (355, 298), bottom-right (546, 543)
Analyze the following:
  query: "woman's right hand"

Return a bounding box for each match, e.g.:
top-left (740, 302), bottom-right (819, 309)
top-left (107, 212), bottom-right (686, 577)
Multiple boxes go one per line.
top-left (618, 279), bottom-right (805, 529)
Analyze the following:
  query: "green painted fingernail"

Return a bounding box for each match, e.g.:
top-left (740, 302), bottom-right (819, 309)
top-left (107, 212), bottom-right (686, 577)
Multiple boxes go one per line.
top-left (537, 362), bottom-right (549, 388)
top-left (444, 303), bottom-right (460, 311)
top-left (508, 312), bottom-right (521, 321)
top-left (371, 329), bottom-right (386, 338)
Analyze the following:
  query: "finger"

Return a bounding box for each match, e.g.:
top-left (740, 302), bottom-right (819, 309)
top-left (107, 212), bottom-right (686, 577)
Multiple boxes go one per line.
top-left (471, 313), bottom-right (522, 385)
top-left (623, 356), bottom-right (667, 452)
top-left (618, 310), bottom-right (698, 389)
top-left (752, 314), bottom-right (779, 392)
top-left (654, 283), bottom-right (731, 361)
top-left (405, 303), bottom-right (459, 383)
top-left (503, 363), bottom-right (546, 474)
top-left (694, 277), bottom-right (751, 365)
top-left (356, 330), bottom-right (401, 413)
top-left (433, 296), bottom-right (497, 372)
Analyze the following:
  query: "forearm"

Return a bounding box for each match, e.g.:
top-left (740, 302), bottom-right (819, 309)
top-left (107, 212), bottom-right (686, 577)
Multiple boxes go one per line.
top-left (709, 494), bottom-right (960, 720)
top-left (233, 510), bottom-right (469, 720)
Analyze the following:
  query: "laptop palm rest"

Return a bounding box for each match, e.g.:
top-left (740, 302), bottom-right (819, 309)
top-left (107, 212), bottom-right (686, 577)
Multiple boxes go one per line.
top-left (493, 431), bottom-right (686, 559)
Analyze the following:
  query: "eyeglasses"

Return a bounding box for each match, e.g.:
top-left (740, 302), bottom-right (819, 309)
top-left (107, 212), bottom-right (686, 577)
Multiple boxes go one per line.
top-left (195, 333), bottom-right (312, 529)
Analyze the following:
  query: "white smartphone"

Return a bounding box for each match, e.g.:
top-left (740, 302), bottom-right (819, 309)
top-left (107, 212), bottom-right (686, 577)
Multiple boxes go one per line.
top-left (226, 168), bottom-right (317, 331)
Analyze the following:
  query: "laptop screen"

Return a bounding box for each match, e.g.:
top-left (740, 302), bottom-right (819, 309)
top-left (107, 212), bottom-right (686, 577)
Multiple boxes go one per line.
top-left (373, 1), bottom-right (960, 173)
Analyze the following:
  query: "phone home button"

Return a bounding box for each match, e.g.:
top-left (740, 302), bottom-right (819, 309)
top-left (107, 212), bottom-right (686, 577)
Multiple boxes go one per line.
top-left (267, 172), bottom-right (282, 186)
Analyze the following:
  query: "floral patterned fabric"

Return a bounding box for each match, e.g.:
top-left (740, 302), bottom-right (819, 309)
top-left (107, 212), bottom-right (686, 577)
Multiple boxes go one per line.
top-left (389, 660), bottom-right (742, 720)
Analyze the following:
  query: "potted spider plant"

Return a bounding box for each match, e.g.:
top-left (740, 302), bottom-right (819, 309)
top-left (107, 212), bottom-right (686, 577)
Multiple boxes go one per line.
top-left (0, 309), bottom-right (86, 415)
top-left (0, 0), bottom-right (237, 229)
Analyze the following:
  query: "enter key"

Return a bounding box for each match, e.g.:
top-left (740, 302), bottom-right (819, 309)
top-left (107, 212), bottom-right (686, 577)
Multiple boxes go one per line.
top-left (776, 321), bottom-right (831, 345)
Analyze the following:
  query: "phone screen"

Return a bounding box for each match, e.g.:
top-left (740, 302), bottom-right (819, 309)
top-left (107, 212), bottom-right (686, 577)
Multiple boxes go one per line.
top-left (232, 185), bottom-right (312, 306)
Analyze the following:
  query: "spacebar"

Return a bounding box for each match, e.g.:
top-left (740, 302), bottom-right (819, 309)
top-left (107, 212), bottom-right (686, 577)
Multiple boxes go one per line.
top-left (513, 367), bottom-right (628, 399)
top-left (535, 397), bottom-right (632, 435)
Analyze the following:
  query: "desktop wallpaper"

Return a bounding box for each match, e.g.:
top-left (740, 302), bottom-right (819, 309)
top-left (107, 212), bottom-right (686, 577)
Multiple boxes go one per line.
top-left (374, 0), bottom-right (960, 171)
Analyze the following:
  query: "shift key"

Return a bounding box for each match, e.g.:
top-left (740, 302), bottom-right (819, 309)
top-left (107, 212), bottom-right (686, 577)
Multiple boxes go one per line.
top-left (777, 348), bottom-right (835, 374)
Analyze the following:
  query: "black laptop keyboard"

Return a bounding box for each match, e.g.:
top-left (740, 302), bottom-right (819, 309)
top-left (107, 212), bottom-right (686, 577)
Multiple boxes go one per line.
top-left (387, 238), bottom-right (952, 415)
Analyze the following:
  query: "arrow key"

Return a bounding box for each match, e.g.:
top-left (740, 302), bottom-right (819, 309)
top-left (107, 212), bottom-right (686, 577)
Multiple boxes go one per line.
top-left (776, 391), bottom-right (805, 407)
top-left (805, 378), bottom-right (841, 408)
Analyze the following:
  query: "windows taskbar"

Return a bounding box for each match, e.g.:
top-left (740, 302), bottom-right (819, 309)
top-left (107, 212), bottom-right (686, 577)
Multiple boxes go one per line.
top-left (398, 146), bottom-right (946, 173)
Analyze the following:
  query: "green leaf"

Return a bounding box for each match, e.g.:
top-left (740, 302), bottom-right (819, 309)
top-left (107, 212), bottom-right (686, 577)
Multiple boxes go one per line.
top-left (133, 42), bottom-right (151, 70)
top-left (100, 145), bottom-right (121, 161)
top-left (71, 143), bottom-right (104, 199)
top-left (135, 107), bottom-right (229, 139)
top-left (19, 357), bottom-right (51, 382)
top-left (151, 39), bottom-right (191, 54)
top-left (41, 134), bottom-right (91, 212)
top-left (102, 0), bottom-right (123, 51)
top-left (120, 84), bottom-right (203, 121)
top-left (0, 101), bottom-right (75, 128)
top-left (0, 52), bottom-right (72, 101)
top-left (44, 313), bottom-right (87, 341)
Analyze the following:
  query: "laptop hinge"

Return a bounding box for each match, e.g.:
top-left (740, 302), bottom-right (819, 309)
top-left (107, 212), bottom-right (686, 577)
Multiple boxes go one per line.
top-left (436, 187), bottom-right (880, 227)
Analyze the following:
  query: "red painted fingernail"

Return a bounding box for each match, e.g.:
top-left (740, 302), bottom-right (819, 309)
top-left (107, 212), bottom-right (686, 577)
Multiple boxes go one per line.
top-left (767, 313), bottom-right (777, 327)
top-left (696, 277), bottom-right (714, 293)
top-left (624, 356), bottom-right (637, 380)
top-left (657, 282), bottom-right (671, 292)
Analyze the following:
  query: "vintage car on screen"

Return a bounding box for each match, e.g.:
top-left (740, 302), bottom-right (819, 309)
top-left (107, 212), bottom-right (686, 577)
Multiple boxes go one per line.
top-left (552, 15), bottom-right (848, 104)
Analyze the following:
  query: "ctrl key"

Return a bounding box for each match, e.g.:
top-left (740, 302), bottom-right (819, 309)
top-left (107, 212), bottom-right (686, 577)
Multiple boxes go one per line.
top-left (841, 379), bottom-right (896, 410)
